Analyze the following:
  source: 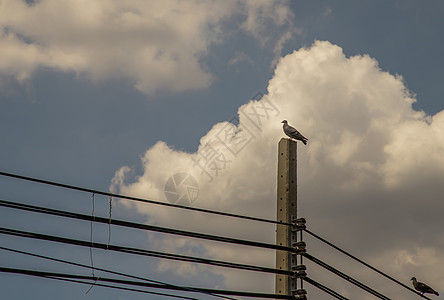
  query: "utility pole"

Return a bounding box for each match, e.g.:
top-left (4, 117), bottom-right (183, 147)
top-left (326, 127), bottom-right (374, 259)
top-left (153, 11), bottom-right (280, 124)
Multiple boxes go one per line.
top-left (276, 138), bottom-right (298, 298)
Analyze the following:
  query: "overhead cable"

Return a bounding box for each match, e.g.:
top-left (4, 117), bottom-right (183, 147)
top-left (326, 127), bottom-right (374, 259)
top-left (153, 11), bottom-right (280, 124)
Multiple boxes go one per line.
top-left (0, 246), bottom-right (232, 300)
top-left (0, 171), bottom-right (292, 226)
top-left (0, 227), bottom-right (291, 276)
top-left (303, 253), bottom-right (390, 300)
top-left (303, 276), bottom-right (348, 300)
top-left (304, 229), bottom-right (431, 300)
top-left (0, 245), bottom-right (237, 300)
top-left (0, 267), bottom-right (293, 299)
top-left (0, 266), bottom-right (197, 300)
top-left (0, 199), bottom-right (292, 252)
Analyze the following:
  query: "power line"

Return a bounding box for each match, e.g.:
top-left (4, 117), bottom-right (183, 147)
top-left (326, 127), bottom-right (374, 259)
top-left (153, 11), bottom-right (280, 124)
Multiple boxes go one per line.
top-left (303, 276), bottom-right (348, 300)
top-left (5, 268), bottom-right (199, 299)
top-left (1, 171), bottom-right (423, 299)
top-left (304, 229), bottom-right (431, 300)
top-left (0, 226), bottom-right (291, 278)
top-left (0, 266), bottom-right (195, 300)
top-left (0, 227), bottom-right (360, 300)
top-left (0, 244), bottom-right (291, 300)
top-left (50, 277), bottom-right (197, 299)
top-left (0, 242), bottom-right (237, 300)
top-left (0, 222), bottom-right (290, 276)
top-left (0, 171), bottom-right (292, 226)
top-left (0, 199), bottom-right (293, 252)
top-left (0, 267), bottom-right (293, 299)
top-left (303, 253), bottom-right (390, 300)
top-left (0, 245), bottom-right (201, 297)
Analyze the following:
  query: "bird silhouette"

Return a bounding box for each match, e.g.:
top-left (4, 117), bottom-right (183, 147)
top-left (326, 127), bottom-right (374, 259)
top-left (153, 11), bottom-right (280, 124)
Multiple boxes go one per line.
top-left (411, 277), bottom-right (439, 296)
top-left (281, 120), bottom-right (308, 145)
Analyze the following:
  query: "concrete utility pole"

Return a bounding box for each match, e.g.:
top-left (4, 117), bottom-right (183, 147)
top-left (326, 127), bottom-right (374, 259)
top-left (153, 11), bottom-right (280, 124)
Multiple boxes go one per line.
top-left (276, 138), bottom-right (298, 298)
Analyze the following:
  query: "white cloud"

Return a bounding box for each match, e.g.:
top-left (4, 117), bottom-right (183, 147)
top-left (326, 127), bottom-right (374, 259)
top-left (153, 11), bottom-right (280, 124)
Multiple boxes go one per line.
top-left (228, 51), bottom-right (254, 66)
top-left (240, 0), bottom-right (293, 42)
top-left (239, 0), bottom-right (300, 68)
top-left (112, 41), bottom-right (444, 298)
top-left (0, 0), bottom-right (297, 95)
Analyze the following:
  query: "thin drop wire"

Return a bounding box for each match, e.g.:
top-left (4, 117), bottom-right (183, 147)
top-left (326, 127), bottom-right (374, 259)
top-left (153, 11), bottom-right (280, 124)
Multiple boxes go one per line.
top-left (89, 192), bottom-right (95, 277)
top-left (85, 276), bottom-right (99, 295)
top-left (86, 192), bottom-right (97, 295)
top-left (107, 196), bottom-right (112, 248)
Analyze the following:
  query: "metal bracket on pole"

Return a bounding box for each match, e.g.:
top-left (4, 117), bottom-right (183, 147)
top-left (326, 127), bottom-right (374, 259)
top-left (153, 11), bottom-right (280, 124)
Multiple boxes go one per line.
top-left (293, 265), bottom-right (307, 300)
top-left (292, 218), bottom-right (307, 299)
top-left (290, 215), bottom-right (298, 295)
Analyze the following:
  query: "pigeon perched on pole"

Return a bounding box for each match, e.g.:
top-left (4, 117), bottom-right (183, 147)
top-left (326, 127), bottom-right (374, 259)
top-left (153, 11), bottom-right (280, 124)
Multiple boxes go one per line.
top-left (281, 120), bottom-right (308, 145)
top-left (411, 277), bottom-right (439, 296)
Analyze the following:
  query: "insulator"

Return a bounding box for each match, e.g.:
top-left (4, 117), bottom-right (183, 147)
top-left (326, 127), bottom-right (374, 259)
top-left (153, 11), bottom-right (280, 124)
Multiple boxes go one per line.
top-left (292, 217), bottom-right (307, 231)
top-left (294, 270), bottom-right (307, 278)
top-left (295, 248), bottom-right (306, 255)
top-left (292, 241), bottom-right (307, 253)
top-left (295, 289), bottom-right (307, 295)
top-left (296, 218), bottom-right (306, 225)
top-left (292, 265), bottom-right (306, 272)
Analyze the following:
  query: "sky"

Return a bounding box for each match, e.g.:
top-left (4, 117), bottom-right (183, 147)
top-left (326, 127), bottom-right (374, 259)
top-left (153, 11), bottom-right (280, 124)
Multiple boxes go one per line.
top-left (1, 0), bottom-right (444, 299)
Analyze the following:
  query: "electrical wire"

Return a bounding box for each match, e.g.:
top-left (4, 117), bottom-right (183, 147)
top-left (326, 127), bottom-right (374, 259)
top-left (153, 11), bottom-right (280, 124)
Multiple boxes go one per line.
top-left (0, 230), bottom-right (237, 300)
top-left (89, 192), bottom-right (95, 278)
top-left (107, 195), bottom-right (112, 247)
top-left (0, 266), bottom-right (197, 299)
top-left (303, 253), bottom-right (390, 300)
top-left (0, 171), bottom-right (293, 226)
top-left (0, 267), bottom-right (293, 299)
top-left (0, 199), bottom-right (293, 252)
top-left (49, 277), bottom-right (197, 299)
top-left (0, 226), bottom-right (395, 300)
top-left (304, 229), bottom-right (432, 300)
top-left (0, 246), bottom-right (226, 300)
top-left (303, 276), bottom-right (348, 300)
top-left (0, 226), bottom-right (291, 276)
top-left (2, 171), bottom-right (425, 299)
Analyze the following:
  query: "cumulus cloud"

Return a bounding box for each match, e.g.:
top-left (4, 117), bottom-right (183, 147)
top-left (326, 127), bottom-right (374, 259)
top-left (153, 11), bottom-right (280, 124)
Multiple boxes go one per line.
top-left (111, 41), bottom-right (444, 298)
top-left (0, 0), bottom-right (296, 95)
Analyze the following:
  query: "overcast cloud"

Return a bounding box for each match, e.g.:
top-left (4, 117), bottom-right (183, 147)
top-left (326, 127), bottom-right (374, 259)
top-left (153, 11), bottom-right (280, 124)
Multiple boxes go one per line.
top-left (0, 0), bottom-right (296, 94)
top-left (112, 41), bottom-right (444, 298)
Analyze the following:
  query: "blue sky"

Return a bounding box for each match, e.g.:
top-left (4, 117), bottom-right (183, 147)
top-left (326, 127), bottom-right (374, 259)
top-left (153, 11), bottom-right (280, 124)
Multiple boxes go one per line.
top-left (1, 1), bottom-right (444, 299)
